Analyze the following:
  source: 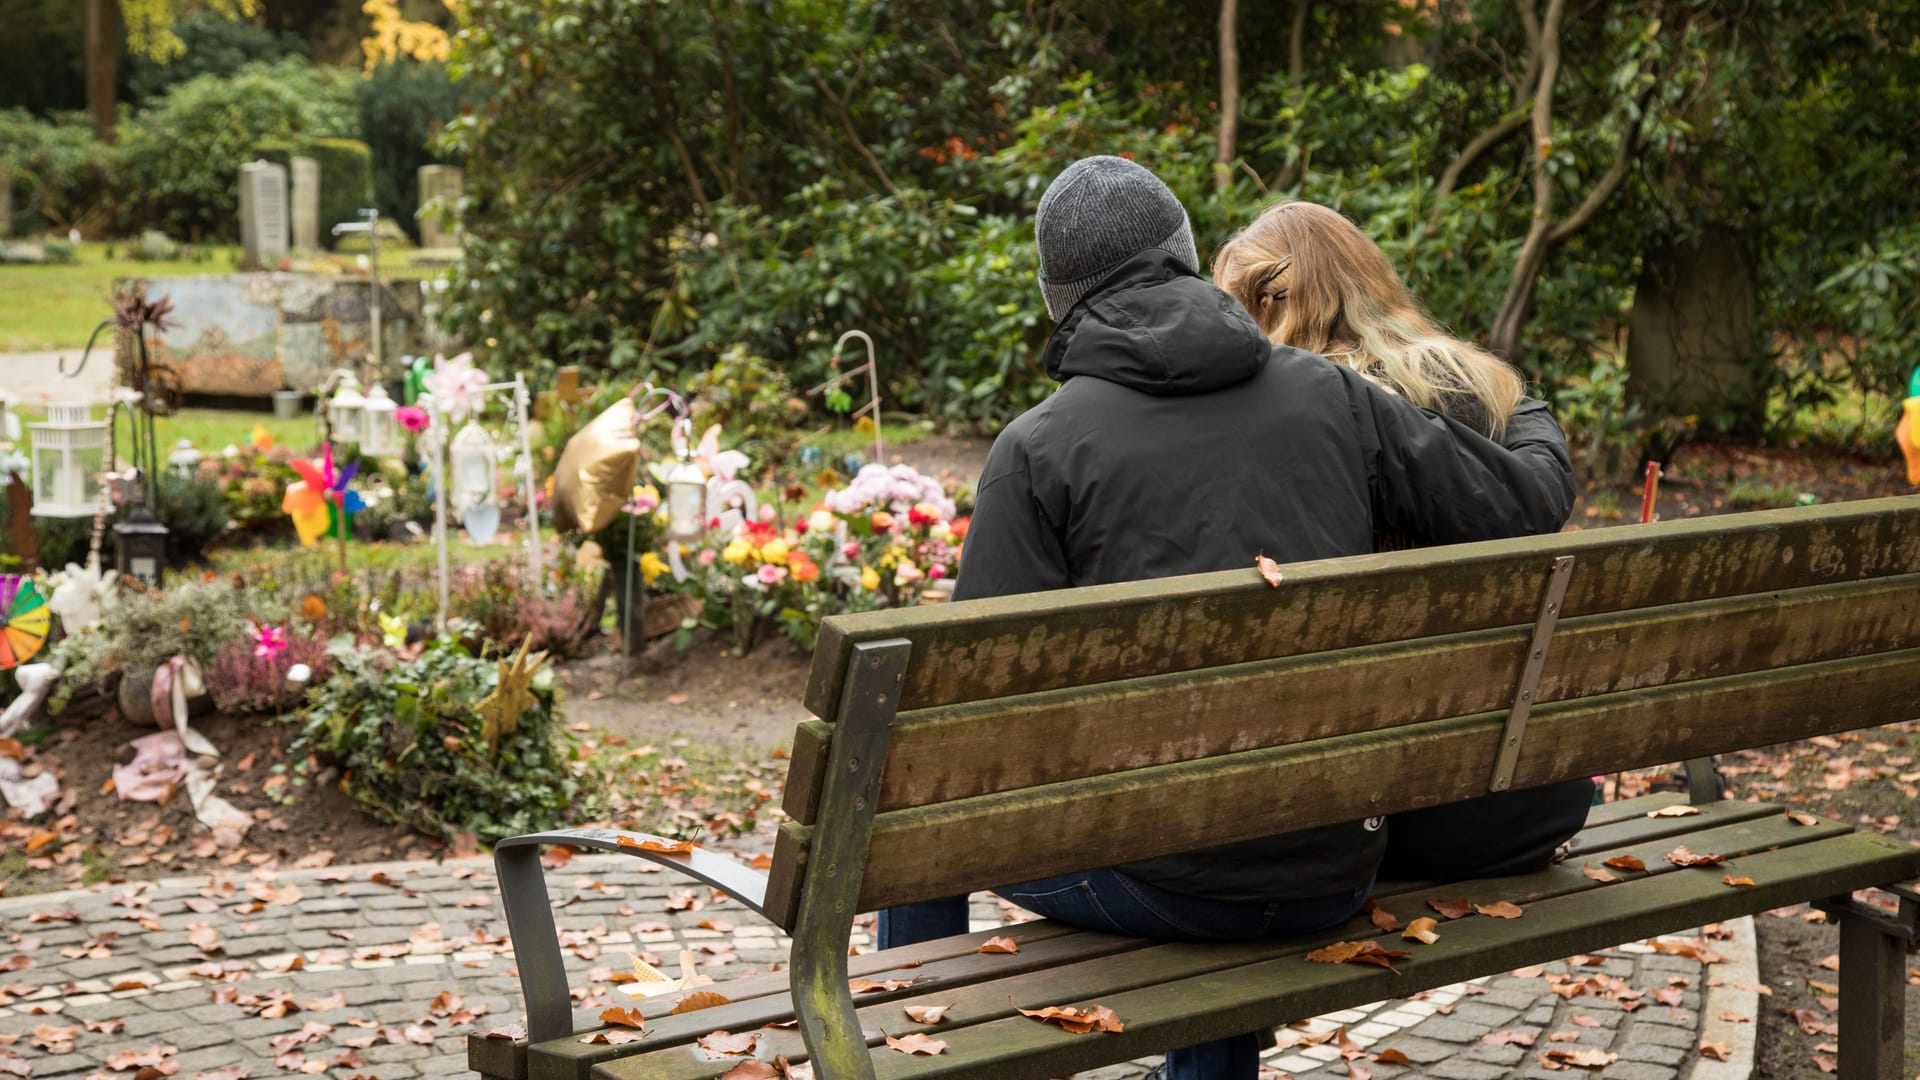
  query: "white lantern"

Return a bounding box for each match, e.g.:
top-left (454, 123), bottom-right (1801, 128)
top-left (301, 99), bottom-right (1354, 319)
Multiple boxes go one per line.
top-left (29, 403), bottom-right (107, 518)
top-left (360, 383), bottom-right (399, 457)
top-left (665, 457), bottom-right (708, 542)
top-left (449, 421), bottom-right (497, 514)
top-left (328, 374), bottom-right (366, 443)
top-left (167, 439), bottom-right (204, 477)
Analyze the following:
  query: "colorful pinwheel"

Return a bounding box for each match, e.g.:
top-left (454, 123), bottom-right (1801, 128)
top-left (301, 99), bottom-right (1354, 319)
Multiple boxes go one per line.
top-left (281, 444), bottom-right (366, 546)
top-left (0, 575), bottom-right (51, 670)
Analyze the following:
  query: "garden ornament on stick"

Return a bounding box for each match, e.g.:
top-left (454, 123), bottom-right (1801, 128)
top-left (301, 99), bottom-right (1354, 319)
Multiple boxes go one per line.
top-left (804, 329), bottom-right (886, 462)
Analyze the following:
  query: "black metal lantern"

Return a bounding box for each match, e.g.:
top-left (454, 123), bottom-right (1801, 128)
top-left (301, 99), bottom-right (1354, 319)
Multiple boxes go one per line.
top-left (114, 500), bottom-right (170, 588)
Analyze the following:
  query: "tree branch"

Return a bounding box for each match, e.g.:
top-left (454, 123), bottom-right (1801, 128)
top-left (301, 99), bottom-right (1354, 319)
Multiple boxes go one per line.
top-left (1428, 110), bottom-right (1528, 216)
top-left (807, 65), bottom-right (899, 197)
top-left (1488, 0), bottom-right (1566, 359)
top-left (1288, 0), bottom-right (1310, 81)
top-left (1548, 89), bottom-right (1653, 245)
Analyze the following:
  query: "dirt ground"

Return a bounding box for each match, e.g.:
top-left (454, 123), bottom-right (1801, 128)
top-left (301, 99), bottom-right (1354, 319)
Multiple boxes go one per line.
top-left (559, 635), bottom-right (813, 750)
top-left (2, 706), bottom-right (425, 897)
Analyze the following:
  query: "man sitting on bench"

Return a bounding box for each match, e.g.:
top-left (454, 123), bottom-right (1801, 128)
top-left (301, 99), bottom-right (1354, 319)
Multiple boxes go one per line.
top-left (875, 156), bottom-right (1578, 1080)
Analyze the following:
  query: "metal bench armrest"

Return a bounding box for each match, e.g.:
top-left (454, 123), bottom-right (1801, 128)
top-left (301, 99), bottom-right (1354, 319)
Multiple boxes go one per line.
top-left (493, 827), bottom-right (771, 1043)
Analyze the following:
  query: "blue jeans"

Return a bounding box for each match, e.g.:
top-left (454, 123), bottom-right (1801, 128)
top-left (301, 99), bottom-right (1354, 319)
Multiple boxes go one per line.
top-left (878, 870), bottom-right (1372, 1080)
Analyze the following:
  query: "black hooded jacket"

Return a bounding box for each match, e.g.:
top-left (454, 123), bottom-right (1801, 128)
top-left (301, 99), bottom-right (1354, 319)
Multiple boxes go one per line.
top-left (954, 250), bottom-right (1577, 903)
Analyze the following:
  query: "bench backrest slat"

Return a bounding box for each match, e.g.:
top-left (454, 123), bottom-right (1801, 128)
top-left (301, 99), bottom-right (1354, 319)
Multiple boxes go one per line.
top-left (758, 497), bottom-right (1920, 929)
top-left (801, 498), bottom-right (1920, 716)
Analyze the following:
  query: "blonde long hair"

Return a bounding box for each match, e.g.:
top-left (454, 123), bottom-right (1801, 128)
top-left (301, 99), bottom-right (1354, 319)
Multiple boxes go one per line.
top-left (1213, 200), bottom-right (1524, 438)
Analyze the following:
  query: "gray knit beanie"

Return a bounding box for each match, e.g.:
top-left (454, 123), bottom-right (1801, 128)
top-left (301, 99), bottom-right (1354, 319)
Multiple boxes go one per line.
top-left (1034, 155), bottom-right (1200, 320)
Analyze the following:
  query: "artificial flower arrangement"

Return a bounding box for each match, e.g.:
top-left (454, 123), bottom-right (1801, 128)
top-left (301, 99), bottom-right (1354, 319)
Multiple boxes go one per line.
top-left (640, 459), bottom-right (969, 652)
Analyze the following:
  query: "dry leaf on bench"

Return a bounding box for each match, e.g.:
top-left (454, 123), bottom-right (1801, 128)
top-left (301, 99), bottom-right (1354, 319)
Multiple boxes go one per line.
top-left (670, 991), bottom-right (731, 1015)
top-left (978, 936), bottom-right (1019, 955)
top-left (581, 1031), bottom-right (643, 1045)
top-left (1664, 847), bottom-right (1727, 868)
top-left (599, 1006), bottom-right (646, 1030)
top-left (1256, 555), bottom-right (1284, 587)
top-left (1581, 865), bottom-right (1615, 882)
top-left (1018, 1004), bottom-right (1124, 1035)
top-left (1786, 810), bottom-right (1820, 826)
top-left (1603, 855), bottom-right (1647, 872)
top-left (1401, 918), bottom-right (1440, 945)
top-left (484, 1024), bottom-right (526, 1041)
top-left (718, 1062), bottom-right (780, 1080)
top-left (696, 1030), bottom-right (759, 1057)
top-left (1723, 875), bottom-right (1756, 887)
top-left (848, 978), bottom-right (917, 994)
top-left (884, 1033), bottom-right (949, 1056)
top-left (1474, 901), bottom-right (1524, 919)
top-left (904, 1005), bottom-right (952, 1024)
top-left (1646, 805), bottom-right (1701, 818)
top-left (1366, 903), bottom-right (1401, 933)
top-left (1427, 898), bottom-right (1472, 920)
top-left (618, 836), bottom-right (699, 855)
top-left (1305, 941), bottom-right (1412, 973)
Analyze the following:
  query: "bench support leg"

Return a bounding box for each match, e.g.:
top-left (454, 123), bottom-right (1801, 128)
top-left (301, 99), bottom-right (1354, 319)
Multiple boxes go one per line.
top-left (1837, 909), bottom-right (1904, 1080)
top-left (789, 638), bottom-right (912, 1080)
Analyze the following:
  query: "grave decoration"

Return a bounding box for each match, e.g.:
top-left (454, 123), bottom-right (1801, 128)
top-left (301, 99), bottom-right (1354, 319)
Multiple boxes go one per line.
top-left (1898, 364), bottom-right (1920, 485)
top-left (0, 574), bottom-right (51, 669)
top-left (418, 357), bottom-right (540, 627)
top-left (282, 444), bottom-right (365, 546)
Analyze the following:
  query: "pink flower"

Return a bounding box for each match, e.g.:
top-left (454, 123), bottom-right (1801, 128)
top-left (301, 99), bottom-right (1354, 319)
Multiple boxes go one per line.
top-left (756, 564), bottom-right (787, 585)
top-left (928, 564), bottom-right (947, 580)
top-left (394, 406), bottom-right (431, 432)
top-left (698, 549), bottom-right (717, 566)
top-left (250, 623), bottom-right (289, 660)
top-left (843, 541), bottom-right (862, 559)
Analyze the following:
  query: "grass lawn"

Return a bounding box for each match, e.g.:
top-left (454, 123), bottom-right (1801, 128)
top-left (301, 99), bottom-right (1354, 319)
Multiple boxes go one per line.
top-left (0, 241), bottom-right (450, 352)
top-left (16, 406), bottom-right (322, 458)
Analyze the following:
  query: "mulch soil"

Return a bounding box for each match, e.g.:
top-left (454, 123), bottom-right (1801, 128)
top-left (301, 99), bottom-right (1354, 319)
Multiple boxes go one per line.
top-left (2, 705), bottom-right (437, 898)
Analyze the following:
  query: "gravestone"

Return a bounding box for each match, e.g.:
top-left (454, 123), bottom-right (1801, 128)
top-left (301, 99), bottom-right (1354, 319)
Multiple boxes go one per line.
top-left (237, 161), bottom-right (289, 269)
top-left (417, 165), bottom-right (464, 249)
top-left (290, 156), bottom-right (320, 250)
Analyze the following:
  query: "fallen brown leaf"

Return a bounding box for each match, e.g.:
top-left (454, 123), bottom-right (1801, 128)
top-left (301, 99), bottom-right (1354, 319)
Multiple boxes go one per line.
top-left (670, 991), bottom-right (731, 1015)
top-left (1602, 855), bottom-right (1647, 872)
top-left (1305, 940), bottom-right (1412, 974)
top-left (1373, 1048), bottom-right (1411, 1065)
top-left (1723, 875), bottom-right (1756, 887)
top-left (1474, 901), bottom-right (1524, 919)
top-left (978, 936), bottom-right (1019, 955)
top-left (1482, 1030), bottom-right (1535, 1047)
top-left (1401, 917), bottom-right (1440, 945)
top-left (1581, 864), bottom-right (1615, 882)
top-left (1664, 847), bottom-right (1727, 868)
top-left (599, 1006), bottom-right (646, 1030)
top-left (1256, 554), bottom-right (1285, 587)
top-left (1647, 805), bottom-right (1701, 818)
top-left (1540, 1047), bottom-right (1617, 1069)
top-left (1427, 898), bottom-right (1472, 920)
top-left (1699, 1039), bottom-right (1733, 1061)
top-left (1017, 1004), bottom-right (1124, 1035)
top-left (696, 1030), bottom-right (759, 1057)
top-left (904, 1005), bottom-right (952, 1024)
top-left (848, 978), bottom-right (918, 994)
top-left (1366, 903), bottom-right (1400, 933)
top-left (884, 1033), bottom-right (948, 1056)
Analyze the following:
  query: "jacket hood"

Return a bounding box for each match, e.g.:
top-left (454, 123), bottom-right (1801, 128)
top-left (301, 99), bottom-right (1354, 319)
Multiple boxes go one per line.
top-left (1042, 249), bottom-right (1270, 396)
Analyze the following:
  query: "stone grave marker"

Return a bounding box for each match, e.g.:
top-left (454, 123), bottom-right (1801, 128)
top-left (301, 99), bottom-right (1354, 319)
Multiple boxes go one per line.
top-left (238, 160), bottom-right (289, 269)
top-left (417, 164), bottom-right (464, 249)
top-left (290, 156), bottom-right (320, 250)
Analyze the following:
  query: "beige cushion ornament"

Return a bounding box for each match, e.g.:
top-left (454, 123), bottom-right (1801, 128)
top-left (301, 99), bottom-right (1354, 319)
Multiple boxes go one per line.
top-left (551, 398), bottom-right (640, 534)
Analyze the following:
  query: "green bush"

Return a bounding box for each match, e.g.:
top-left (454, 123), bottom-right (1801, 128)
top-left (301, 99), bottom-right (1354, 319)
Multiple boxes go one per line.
top-left (153, 470), bottom-right (231, 564)
top-left (120, 59), bottom-right (356, 240)
top-left (358, 60), bottom-right (468, 242)
top-left (304, 136), bottom-right (375, 245)
top-left (0, 109), bottom-right (122, 235)
top-left (291, 637), bottom-right (596, 844)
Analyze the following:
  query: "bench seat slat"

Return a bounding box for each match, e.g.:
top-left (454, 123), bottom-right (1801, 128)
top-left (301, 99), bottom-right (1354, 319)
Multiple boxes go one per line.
top-left (805, 498), bottom-right (1920, 717)
top-left (863, 832), bottom-right (1920, 1079)
top-left (842, 647), bottom-right (1920, 910)
top-left (586, 805), bottom-right (1858, 1079)
top-left (835, 575), bottom-right (1920, 817)
top-left (529, 925), bottom-right (1144, 1080)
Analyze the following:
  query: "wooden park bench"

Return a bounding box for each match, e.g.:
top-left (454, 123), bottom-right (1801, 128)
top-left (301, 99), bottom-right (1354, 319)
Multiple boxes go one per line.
top-left (470, 495), bottom-right (1920, 1080)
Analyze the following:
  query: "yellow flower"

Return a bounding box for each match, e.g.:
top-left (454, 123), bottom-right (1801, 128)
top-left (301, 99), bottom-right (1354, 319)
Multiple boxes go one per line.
top-left (722, 537), bottom-right (753, 564)
top-left (639, 552), bottom-right (669, 585)
top-left (859, 565), bottom-right (881, 591)
top-left (757, 537), bottom-right (789, 565)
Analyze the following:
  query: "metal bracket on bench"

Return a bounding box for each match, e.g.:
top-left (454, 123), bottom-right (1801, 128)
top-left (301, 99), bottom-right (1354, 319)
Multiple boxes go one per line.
top-left (1489, 555), bottom-right (1575, 793)
top-left (1813, 883), bottom-right (1920, 941)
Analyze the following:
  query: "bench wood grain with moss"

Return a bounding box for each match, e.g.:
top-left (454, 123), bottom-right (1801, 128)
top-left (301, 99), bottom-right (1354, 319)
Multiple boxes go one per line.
top-left (470, 496), bottom-right (1920, 1080)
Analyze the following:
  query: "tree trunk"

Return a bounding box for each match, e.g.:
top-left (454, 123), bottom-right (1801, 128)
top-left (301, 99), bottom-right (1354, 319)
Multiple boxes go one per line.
top-left (1214, 0), bottom-right (1240, 192)
top-left (85, 0), bottom-right (117, 145)
top-left (1289, 0), bottom-right (1310, 80)
top-left (1487, 0), bottom-right (1565, 360)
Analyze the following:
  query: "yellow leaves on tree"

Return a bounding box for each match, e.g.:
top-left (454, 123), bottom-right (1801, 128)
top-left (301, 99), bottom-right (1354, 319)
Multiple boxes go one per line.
top-left (120, 0), bottom-right (259, 63)
top-left (362, 0), bottom-right (456, 74)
